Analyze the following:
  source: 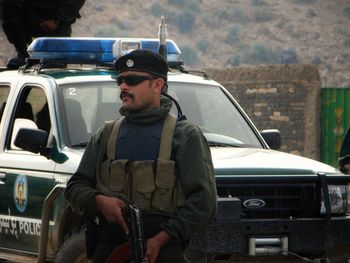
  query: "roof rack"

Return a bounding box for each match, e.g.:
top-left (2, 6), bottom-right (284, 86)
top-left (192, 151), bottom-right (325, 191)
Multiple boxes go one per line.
top-left (171, 64), bottom-right (210, 79)
top-left (18, 58), bottom-right (113, 74)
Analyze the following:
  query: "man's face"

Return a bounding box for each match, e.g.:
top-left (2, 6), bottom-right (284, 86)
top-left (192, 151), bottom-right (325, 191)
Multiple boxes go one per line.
top-left (118, 71), bottom-right (164, 112)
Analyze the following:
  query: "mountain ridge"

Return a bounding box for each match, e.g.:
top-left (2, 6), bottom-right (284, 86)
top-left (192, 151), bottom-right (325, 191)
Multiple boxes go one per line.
top-left (0, 0), bottom-right (349, 86)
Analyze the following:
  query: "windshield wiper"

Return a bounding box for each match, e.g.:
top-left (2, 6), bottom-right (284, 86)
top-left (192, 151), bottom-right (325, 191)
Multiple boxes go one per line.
top-left (71, 142), bottom-right (88, 148)
top-left (208, 141), bottom-right (241, 147)
top-left (204, 132), bottom-right (244, 147)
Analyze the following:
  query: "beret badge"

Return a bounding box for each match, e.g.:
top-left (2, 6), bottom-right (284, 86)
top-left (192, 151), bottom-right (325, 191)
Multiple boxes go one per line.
top-left (126, 59), bottom-right (134, 68)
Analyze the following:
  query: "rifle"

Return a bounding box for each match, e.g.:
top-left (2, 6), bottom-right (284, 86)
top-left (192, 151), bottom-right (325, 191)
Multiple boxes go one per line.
top-left (106, 202), bottom-right (149, 263)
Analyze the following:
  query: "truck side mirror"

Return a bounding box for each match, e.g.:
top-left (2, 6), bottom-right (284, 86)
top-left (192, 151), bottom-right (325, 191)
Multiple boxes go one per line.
top-left (14, 128), bottom-right (49, 155)
top-left (260, 129), bottom-right (281, 150)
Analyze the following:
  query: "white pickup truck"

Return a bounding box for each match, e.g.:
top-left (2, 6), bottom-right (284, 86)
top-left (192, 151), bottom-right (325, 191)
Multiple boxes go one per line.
top-left (0, 37), bottom-right (350, 263)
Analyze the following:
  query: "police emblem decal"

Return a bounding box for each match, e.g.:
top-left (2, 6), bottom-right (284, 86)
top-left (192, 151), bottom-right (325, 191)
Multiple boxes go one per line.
top-left (126, 59), bottom-right (134, 68)
top-left (13, 174), bottom-right (28, 213)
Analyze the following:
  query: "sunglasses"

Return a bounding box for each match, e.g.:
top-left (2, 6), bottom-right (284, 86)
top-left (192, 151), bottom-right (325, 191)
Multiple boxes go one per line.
top-left (116, 75), bottom-right (157, 86)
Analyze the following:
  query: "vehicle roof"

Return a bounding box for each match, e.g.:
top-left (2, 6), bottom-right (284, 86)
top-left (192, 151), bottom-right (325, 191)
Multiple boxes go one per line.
top-left (0, 67), bottom-right (220, 87)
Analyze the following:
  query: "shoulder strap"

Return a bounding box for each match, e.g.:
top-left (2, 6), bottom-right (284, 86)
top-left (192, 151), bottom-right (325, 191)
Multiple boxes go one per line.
top-left (106, 116), bottom-right (125, 160)
top-left (96, 120), bottom-right (115, 166)
top-left (158, 114), bottom-right (177, 160)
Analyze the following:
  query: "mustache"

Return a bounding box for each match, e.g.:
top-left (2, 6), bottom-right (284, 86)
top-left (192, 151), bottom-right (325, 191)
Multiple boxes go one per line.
top-left (120, 91), bottom-right (134, 100)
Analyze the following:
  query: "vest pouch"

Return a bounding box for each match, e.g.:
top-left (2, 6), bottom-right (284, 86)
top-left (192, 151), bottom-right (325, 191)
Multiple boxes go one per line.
top-left (99, 159), bottom-right (111, 187)
top-left (109, 159), bottom-right (129, 193)
top-left (132, 161), bottom-right (155, 211)
top-left (152, 160), bottom-right (176, 213)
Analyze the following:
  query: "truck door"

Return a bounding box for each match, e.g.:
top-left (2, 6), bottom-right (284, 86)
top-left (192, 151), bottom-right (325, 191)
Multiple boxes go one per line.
top-left (0, 85), bottom-right (55, 254)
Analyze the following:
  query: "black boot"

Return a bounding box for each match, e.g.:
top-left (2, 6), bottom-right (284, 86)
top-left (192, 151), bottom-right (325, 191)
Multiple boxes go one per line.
top-left (6, 50), bottom-right (29, 69)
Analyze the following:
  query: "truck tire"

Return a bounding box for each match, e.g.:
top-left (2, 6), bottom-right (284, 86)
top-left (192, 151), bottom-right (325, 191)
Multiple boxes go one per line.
top-left (54, 227), bottom-right (90, 263)
top-left (325, 246), bottom-right (350, 263)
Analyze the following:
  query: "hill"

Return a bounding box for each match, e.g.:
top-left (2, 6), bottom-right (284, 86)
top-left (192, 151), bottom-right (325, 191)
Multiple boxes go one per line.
top-left (0, 0), bottom-right (349, 86)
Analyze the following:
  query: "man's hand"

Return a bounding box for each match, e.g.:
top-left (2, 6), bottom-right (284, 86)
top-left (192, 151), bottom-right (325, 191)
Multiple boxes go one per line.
top-left (39, 20), bottom-right (59, 33)
top-left (145, 231), bottom-right (170, 263)
top-left (95, 195), bottom-right (128, 234)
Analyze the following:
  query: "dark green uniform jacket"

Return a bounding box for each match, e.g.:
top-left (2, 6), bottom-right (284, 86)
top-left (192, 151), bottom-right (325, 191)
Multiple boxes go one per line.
top-left (65, 97), bottom-right (217, 243)
top-left (2, 0), bottom-right (85, 53)
top-left (27, 0), bottom-right (85, 23)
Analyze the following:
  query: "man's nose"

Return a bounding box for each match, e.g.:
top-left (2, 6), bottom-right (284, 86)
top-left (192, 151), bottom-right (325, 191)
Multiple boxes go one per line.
top-left (119, 82), bottom-right (129, 90)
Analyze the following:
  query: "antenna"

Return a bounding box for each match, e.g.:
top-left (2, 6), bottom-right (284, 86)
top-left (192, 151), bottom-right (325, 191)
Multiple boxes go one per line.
top-left (158, 16), bottom-right (168, 60)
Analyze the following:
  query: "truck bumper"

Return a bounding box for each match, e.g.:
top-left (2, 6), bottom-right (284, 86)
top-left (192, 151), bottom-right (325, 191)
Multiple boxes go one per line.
top-left (189, 198), bottom-right (350, 257)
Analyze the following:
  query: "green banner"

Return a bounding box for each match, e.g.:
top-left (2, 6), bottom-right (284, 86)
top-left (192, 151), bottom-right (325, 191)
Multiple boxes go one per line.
top-left (321, 87), bottom-right (350, 167)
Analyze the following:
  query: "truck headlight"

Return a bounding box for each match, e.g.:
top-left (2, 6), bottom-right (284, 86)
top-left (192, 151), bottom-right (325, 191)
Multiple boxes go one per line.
top-left (320, 185), bottom-right (350, 214)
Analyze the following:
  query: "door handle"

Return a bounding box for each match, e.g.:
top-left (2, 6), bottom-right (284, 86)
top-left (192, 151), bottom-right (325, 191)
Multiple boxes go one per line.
top-left (0, 172), bottom-right (6, 183)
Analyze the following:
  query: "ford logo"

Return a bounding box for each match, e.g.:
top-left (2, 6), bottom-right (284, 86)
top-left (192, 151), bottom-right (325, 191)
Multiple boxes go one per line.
top-left (243, 199), bottom-right (266, 209)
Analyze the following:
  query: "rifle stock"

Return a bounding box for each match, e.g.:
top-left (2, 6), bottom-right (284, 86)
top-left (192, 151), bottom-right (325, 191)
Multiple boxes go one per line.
top-left (105, 241), bottom-right (131, 263)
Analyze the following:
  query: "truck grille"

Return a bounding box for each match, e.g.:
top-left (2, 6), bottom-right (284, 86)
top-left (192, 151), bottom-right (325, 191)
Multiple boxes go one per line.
top-left (216, 184), bottom-right (321, 219)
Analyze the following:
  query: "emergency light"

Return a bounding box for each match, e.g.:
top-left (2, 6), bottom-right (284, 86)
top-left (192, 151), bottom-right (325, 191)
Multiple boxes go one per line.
top-left (27, 37), bottom-right (183, 66)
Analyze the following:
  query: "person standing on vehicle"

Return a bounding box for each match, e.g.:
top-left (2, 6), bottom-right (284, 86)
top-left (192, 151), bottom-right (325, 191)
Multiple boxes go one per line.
top-left (65, 49), bottom-right (217, 263)
top-left (2, 0), bottom-right (85, 69)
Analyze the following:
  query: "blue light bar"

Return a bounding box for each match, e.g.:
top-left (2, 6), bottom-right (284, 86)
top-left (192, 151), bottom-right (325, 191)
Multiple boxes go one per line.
top-left (27, 37), bottom-right (183, 65)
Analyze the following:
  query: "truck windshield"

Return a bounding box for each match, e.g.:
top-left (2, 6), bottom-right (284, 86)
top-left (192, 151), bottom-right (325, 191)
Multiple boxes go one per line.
top-left (59, 81), bottom-right (263, 148)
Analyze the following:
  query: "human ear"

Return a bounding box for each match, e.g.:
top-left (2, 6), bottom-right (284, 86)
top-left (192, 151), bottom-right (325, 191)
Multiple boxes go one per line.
top-left (152, 78), bottom-right (165, 94)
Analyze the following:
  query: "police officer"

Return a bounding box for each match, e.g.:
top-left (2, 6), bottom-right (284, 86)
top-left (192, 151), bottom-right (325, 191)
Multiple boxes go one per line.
top-left (65, 49), bottom-right (217, 263)
top-left (2, 0), bottom-right (85, 69)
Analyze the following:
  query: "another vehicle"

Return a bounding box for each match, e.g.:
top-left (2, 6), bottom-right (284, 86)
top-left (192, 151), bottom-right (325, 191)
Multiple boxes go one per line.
top-left (0, 37), bottom-right (349, 263)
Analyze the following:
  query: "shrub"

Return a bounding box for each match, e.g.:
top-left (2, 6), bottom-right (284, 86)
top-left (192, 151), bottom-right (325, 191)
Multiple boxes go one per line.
top-left (292, 0), bottom-right (317, 4)
top-left (216, 6), bottom-right (245, 23)
top-left (232, 6), bottom-right (245, 23)
top-left (108, 18), bottom-right (133, 31)
top-left (150, 3), bottom-right (174, 20)
top-left (196, 39), bottom-right (210, 53)
top-left (249, 43), bottom-right (272, 63)
top-left (167, 0), bottom-right (200, 12)
top-left (227, 55), bottom-right (241, 66)
top-left (150, 3), bottom-right (165, 17)
top-left (94, 24), bottom-right (119, 37)
top-left (185, 0), bottom-right (200, 12)
top-left (278, 48), bottom-right (299, 64)
top-left (203, 16), bottom-right (219, 27)
top-left (180, 45), bottom-right (198, 65)
top-left (251, 0), bottom-right (266, 6)
top-left (242, 43), bottom-right (275, 64)
top-left (257, 26), bottom-right (272, 37)
top-left (344, 38), bottom-right (350, 48)
top-left (225, 25), bottom-right (241, 44)
top-left (176, 10), bottom-right (196, 33)
top-left (167, 0), bottom-right (185, 6)
top-left (276, 20), bottom-right (286, 29)
top-left (254, 9), bottom-right (273, 22)
top-left (344, 7), bottom-right (350, 19)
top-left (311, 56), bottom-right (322, 65)
top-left (218, 9), bottom-right (232, 21)
top-left (306, 9), bottom-right (317, 18)
top-left (93, 4), bottom-right (104, 12)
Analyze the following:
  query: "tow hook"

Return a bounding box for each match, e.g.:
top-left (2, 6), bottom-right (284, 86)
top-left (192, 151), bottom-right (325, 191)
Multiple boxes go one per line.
top-left (248, 236), bottom-right (288, 256)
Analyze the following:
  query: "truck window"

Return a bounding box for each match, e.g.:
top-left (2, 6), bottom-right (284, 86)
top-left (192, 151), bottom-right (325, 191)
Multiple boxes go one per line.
top-left (9, 86), bottom-right (51, 150)
top-left (59, 81), bottom-right (120, 146)
top-left (169, 83), bottom-right (263, 147)
top-left (0, 85), bottom-right (10, 123)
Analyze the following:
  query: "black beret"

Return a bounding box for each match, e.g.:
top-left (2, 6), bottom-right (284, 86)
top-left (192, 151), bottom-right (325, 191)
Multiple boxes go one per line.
top-left (114, 49), bottom-right (169, 80)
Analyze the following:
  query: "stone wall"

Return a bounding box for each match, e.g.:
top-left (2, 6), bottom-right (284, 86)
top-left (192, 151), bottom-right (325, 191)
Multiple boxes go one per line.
top-left (204, 64), bottom-right (321, 160)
